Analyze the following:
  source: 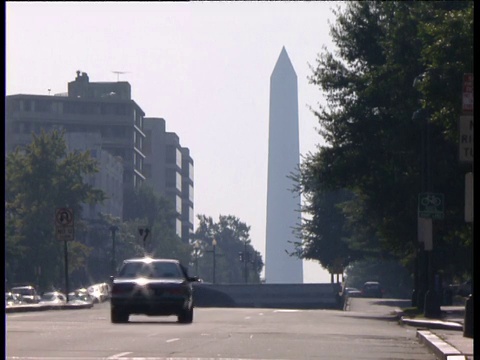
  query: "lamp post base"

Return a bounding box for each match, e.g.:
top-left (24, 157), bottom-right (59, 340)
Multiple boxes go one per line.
top-left (424, 289), bottom-right (441, 318)
top-left (463, 295), bottom-right (473, 338)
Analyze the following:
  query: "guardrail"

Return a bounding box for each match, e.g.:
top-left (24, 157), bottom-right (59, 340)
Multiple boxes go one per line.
top-left (193, 283), bottom-right (343, 309)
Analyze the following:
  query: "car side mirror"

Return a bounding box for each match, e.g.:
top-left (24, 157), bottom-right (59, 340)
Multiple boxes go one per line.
top-left (109, 275), bottom-right (115, 283)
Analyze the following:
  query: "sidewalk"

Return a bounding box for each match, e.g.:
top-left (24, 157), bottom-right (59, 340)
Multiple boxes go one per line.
top-left (397, 305), bottom-right (474, 360)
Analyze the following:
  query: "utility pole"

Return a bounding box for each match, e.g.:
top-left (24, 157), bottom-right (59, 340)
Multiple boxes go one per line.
top-left (110, 225), bottom-right (119, 274)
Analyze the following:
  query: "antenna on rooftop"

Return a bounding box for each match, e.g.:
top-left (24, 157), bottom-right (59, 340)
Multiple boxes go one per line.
top-left (112, 71), bottom-right (130, 81)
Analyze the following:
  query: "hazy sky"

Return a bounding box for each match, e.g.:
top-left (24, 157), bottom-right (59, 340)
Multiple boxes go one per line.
top-left (6, 1), bottom-right (344, 283)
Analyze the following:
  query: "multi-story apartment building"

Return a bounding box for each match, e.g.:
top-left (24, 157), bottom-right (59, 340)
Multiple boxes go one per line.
top-left (143, 117), bottom-right (194, 243)
top-left (5, 71), bottom-right (147, 219)
top-left (6, 71), bottom-right (194, 239)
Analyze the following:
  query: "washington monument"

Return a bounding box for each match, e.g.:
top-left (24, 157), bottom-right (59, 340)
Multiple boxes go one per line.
top-left (265, 47), bottom-right (303, 283)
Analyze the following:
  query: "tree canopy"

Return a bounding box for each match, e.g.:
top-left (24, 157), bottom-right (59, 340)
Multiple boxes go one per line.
top-left (193, 215), bottom-right (264, 283)
top-left (294, 1), bottom-right (473, 281)
top-left (5, 129), bottom-right (105, 290)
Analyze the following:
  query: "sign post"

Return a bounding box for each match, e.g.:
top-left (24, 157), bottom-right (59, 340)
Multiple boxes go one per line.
top-left (461, 73), bottom-right (473, 338)
top-left (56, 208), bottom-right (74, 302)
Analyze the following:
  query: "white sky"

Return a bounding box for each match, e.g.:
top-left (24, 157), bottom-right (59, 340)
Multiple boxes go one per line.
top-left (6, 1), bottom-right (344, 283)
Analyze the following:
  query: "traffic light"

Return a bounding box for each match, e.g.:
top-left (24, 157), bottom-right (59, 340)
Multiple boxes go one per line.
top-left (239, 252), bottom-right (244, 262)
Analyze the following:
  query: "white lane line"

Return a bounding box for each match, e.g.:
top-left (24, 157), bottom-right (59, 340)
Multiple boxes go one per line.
top-left (108, 352), bottom-right (133, 359)
top-left (166, 338), bottom-right (180, 343)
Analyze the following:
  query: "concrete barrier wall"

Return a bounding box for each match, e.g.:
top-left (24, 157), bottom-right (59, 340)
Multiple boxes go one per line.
top-left (193, 283), bottom-right (343, 309)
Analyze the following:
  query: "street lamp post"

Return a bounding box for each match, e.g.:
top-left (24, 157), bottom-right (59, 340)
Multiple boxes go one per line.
top-left (138, 227), bottom-right (150, 252)
top-left (212, 239), bottom-right (217, 284)
top-left (110, 225), bottom-right (119, 275)
top-left (194, 241), bottom-right (200, 277)
top-left (244, 240), bottom-right (248, 284)
top-left (413, 74), bottom-right (440, 317)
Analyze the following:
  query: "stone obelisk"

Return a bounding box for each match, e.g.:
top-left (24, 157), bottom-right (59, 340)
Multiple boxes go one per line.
top-left (265, 47), bottom-right (303, 283)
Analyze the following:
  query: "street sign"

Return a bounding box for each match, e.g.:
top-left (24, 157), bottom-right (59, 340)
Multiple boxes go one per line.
top-left (462, 73), bottom-right (473, 114)
top-left (459, 115), bottom-right (473, 163)
top-left (55, 208), bottom-right (74, 241)
top-left (418, 193), bottom-right (444, 220)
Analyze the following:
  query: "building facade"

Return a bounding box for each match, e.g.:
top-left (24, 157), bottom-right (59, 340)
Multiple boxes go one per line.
top-left (143, 117), bottom-right (194, 243)
top-left (6, 71), bottom-right (146, 219)
top-left (6, 71), bottom-right (194, 238)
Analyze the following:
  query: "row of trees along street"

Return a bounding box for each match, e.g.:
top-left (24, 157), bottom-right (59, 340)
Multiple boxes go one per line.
top-left (5, 130), bottom-right (264, 291)
top-left (290, 1), bottom-right (473, 298)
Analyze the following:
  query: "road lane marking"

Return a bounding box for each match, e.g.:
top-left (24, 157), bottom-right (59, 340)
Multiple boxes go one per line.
top-left (108, 352), bottom-right (133, 359)
top-left (166, 338), bottom-right (180, 343)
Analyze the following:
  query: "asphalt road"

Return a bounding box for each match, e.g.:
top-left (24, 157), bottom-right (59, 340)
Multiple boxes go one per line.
top-left (6, 299), bottom-right (437, 360)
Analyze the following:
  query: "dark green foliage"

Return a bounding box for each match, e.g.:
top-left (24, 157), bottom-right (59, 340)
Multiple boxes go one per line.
top-left (5, 130), bottom-right (105, 290)
top-left (294, 1), bottom-right (473, 281)
top-left (193, 215), bottom-right (264, 283)
top-left (345, 259), bottom-right (413, 299)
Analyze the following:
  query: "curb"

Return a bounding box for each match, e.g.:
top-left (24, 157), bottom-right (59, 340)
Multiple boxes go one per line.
top-left (400, 316), bottom-right (464, 331)
top-left (6, 303), bottom-right (93, 313)
top-left (417, 330), bottom-right (467, 360)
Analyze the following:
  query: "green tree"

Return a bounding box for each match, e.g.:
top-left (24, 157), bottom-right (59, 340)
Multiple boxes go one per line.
top-left (123, 185), bottom-right (192, 265)
top-left (193, 215), bottom-right (263, 284)
top-left (5, 129), bottom-right (105, 290)
top-left (294, 2), bottom-right (473, 280)
top-left (344, 259), bottom-right (413, 299)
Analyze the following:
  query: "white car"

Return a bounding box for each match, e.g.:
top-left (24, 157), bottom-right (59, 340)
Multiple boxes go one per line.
top-left (87, 283), bottom-right (110, 303)
top-left (39, 291), bottom-right (67, 305)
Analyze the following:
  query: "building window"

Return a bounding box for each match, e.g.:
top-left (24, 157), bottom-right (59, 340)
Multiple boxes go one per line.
top-left (189, 184), bottom-right (194, 202)
top-left (176, 149), bottom-right (182, 168)
top-left (176, 172), bottom-right (182, 192)
top-left (176, 195), bottom-right (182, 214)
top-left (189, 162), bottom-right (194, 181)
top-left (176, 218), bottom-right (182, 239)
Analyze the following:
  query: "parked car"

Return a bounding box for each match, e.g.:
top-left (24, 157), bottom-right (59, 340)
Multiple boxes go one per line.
top-left (110, 257), bottom-right (200, 323)
top-left (344, 287), bottom-right (362, 298)
top-left (87, 283), bottom-right (110, 303)
top-left (10, 285), bottom-right (41, 304)
top-left (39, 291), bottom-right (67, 305)
top-left (5, 292), bottom-right (24, 306)
top-left (68, 290), bottom-right (94, 307)
top-left (361, 281), bottom-right (384, 298)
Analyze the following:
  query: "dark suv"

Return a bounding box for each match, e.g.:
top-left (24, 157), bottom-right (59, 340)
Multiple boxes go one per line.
top-left (110, 257), bottom-right (200, 323)
top-left (361, 281), bottom-right (384, 298)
